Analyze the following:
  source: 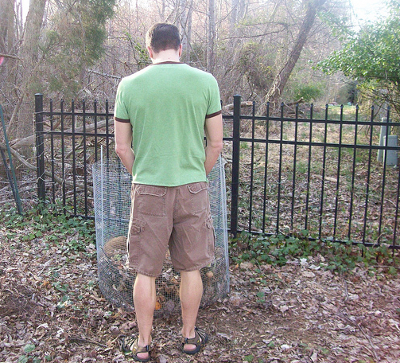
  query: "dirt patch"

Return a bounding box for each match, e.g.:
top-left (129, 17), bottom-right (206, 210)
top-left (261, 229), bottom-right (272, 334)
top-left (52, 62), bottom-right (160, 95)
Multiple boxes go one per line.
top-left (1, 227), bottom-right (399, 363)
top-left (0, 285), bottom-right (45, 317)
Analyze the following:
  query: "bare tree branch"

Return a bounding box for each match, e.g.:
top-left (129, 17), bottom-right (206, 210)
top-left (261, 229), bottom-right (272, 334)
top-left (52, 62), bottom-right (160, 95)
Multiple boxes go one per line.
top-left (87, 69), bottom-right (121, 80)
top-left (0, 53), bottom-right (21, 60)
top-left (0, 141), bottom-right (92, 191)
top-left (10, 119), bottom-right (110, 149)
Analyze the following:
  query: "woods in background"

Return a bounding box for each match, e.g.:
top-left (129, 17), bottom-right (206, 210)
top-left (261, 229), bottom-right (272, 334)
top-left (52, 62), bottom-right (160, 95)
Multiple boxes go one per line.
top-left (0, 0), bottom-right (397, 151)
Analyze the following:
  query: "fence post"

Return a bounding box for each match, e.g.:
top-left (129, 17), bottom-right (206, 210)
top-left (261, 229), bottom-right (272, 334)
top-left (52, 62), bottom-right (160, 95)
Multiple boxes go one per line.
top-left (377, 117), bottom-right (391, 162)
top-left (384, 135), bottom-right (398, 166)
top-left (35, 93), bottom-right (46, 203)
top-left (230, 95), bottom-right (241, 238)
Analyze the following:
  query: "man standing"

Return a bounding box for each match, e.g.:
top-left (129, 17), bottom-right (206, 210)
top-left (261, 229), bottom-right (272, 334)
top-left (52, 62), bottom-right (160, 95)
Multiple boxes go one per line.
top-left (114, 23), bottom-right (223, 362)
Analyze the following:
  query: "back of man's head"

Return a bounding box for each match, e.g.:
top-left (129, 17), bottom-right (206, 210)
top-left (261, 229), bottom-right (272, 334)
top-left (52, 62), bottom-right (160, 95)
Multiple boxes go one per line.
top-left (146, 23), bottom-right (181, 54)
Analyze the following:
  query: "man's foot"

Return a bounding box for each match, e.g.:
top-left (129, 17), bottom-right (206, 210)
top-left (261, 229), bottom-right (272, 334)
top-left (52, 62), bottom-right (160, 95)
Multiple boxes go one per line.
top-left (182, 327), bottom-right (208, 355)
top-left (118, 335), bottom-right (151, 362)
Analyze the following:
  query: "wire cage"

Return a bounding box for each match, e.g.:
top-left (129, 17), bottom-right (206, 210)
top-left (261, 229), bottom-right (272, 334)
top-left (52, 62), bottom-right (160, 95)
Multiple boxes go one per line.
top-left (92, 157), bottom-right (230, 314)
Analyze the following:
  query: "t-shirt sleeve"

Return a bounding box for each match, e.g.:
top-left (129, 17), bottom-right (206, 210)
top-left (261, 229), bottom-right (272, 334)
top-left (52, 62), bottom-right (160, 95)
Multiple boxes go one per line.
top-left (206, 76), bottom-right (222, 118)
top-left (114, 80), bottom-right (130, 122)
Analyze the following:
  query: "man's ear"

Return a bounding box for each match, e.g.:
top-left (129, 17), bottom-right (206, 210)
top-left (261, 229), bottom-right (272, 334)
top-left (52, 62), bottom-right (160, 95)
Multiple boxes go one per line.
top-left (147, 46), bottom-right (154, 59)
top-left (178, 44), bottom-right (183, 57)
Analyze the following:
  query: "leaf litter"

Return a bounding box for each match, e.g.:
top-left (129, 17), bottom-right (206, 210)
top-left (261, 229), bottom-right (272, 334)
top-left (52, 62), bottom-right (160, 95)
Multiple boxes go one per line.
top-left (1, 222), bottom-right (400, 363)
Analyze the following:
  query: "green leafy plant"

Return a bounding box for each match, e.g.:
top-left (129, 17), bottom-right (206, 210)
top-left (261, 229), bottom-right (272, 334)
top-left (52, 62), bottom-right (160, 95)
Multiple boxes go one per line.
top-left (230, 231), bottom-right (399, 274)
top-left (256, 291), bottom-right (266, 304)
top-left (317, 1), bottom-right (400, 116)
top-left (293, 84), bottom-right (323, 103)
top-left (244, 355), bottom-right (254, 362)
top-left (0, 203), bottom-right (96, 251)
top-left (17, 344), bottom-right (40, 363)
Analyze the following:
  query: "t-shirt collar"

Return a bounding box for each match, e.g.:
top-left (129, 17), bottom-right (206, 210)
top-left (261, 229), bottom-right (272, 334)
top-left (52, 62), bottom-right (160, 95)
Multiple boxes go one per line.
top-left (152, 61), bottom-right (183, 65)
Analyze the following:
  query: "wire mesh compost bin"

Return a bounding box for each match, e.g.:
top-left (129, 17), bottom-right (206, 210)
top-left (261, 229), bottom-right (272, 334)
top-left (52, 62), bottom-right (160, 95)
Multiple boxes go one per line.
top-left (92, 157), bottom-right (229, 313)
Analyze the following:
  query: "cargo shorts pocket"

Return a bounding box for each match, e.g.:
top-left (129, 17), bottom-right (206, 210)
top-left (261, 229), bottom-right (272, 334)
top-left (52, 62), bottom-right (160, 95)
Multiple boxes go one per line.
top-left (206, 214), bottom-right (215, 255)
top-left (187, 182), bottom-right (209, 213)
top-left (127, 218), bottom-right (146, 252)
top-left (136, 185), bottom-right (167, 216)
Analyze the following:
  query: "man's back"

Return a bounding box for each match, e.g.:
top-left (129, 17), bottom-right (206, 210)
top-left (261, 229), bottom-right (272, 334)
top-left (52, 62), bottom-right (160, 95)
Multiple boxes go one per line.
top-left (114, 63), bottom-right (221, 186)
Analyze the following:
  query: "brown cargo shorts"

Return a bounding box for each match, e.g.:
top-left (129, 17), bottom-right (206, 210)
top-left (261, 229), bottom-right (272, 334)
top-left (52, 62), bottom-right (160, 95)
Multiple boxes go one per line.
top-left (127, 181), bottom-right (215, 277)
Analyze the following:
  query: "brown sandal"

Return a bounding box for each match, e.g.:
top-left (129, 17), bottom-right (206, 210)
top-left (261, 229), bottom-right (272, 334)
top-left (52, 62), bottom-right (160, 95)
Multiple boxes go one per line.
top-left (182, 327), bottom-right (209, 355)
top-left (118, 335), bottom-right (151, 362)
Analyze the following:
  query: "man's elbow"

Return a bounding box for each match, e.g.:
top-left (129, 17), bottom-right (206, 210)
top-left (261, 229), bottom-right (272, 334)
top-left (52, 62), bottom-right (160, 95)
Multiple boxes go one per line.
top-left (115, 144), bottom-right (130, 159)
top-left (213, 141), bottom-right (224, 154)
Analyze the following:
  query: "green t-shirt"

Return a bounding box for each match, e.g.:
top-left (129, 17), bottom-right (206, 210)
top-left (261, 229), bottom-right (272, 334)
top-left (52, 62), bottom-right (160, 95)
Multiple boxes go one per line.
top-left (114, 62), bottom-right (221, 186)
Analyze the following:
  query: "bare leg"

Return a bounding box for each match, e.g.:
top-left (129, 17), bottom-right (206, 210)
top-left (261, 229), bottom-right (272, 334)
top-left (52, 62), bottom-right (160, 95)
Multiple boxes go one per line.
top-left (180, 269), bottom-right (203, 351)
top-left (133, 273), bottom-right (156, 359)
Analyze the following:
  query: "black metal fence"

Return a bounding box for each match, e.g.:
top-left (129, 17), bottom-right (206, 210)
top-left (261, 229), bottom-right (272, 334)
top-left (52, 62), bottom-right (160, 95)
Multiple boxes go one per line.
top-left (35, 94), bottom-right (400, 248)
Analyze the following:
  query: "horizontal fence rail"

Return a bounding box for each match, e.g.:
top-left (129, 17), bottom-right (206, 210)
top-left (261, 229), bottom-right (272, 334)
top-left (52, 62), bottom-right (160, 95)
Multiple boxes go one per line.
top-left (34, 93), bottom-right (400, 248)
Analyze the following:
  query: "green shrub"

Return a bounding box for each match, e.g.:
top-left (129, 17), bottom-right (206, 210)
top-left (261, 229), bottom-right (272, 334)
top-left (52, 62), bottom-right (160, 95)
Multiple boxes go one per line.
top-left (294, 84), bottom-right (323, 103)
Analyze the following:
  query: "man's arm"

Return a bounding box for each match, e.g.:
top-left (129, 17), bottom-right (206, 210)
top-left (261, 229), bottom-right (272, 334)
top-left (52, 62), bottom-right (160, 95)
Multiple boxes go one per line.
top-left (204, 113), bottom-right (223, 176)
top-left (114, 119), bottom-right (135, 175)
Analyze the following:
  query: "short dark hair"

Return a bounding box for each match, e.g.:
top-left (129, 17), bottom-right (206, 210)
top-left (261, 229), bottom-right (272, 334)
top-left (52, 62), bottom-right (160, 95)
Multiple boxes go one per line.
top-left (146, 23), bottom-right (181, 53)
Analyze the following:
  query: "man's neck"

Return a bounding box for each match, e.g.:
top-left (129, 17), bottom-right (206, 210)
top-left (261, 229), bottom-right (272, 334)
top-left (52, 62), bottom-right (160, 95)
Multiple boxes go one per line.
top-left (151, 49), bottom-right (181, 64)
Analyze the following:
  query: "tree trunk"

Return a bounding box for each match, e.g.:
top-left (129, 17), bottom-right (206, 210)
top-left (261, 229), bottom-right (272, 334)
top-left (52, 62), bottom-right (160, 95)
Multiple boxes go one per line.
top-left (207, 0), bottom-right (216, 73)
top-left (0, 0), bottom-right (16, 91)
top-left (263, 0), bottom-right (327, 110)
top-left (0, 0), bottom-right (15, 54)
top-left (186, 2), bottom-right (193, 63)
top-left (14, 0), bottom-right (47, 146)
top-left (157, 0), bottom-right (166, 20)
top-left (21, 0), bottom-right (47, 70)
top-left (229, 0), bottom-right (246, 43)
top-left (179, 0), bottom-right (193, 64)
top-left (230, 0), bottom-right (239, 40)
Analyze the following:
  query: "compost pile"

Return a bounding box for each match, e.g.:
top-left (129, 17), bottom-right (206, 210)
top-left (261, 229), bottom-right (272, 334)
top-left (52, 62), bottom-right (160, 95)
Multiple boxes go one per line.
top-left (98, 235), bottom-right (229, 314)
top-left (92, 158), bottom-right (230, 316)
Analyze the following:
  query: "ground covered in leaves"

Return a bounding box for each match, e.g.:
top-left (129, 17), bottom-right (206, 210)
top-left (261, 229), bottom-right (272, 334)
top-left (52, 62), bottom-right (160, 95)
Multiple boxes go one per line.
top-left (1, 209), bottom-right (400, 363)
